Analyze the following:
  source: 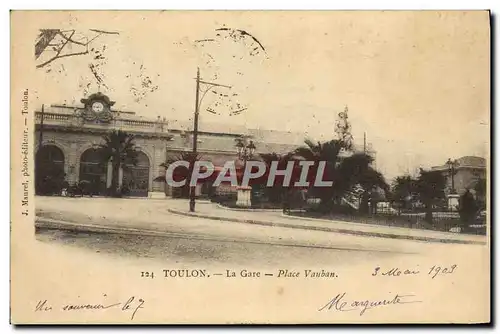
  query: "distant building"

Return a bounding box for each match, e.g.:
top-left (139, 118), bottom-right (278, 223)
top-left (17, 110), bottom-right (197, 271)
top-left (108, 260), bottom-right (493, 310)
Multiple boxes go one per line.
top-left (431, 156), bottom-right (487, 196)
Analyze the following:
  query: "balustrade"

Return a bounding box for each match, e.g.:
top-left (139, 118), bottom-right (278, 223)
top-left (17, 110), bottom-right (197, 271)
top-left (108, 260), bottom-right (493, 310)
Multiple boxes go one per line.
top-left (34, 110), bottom-right (168, 134)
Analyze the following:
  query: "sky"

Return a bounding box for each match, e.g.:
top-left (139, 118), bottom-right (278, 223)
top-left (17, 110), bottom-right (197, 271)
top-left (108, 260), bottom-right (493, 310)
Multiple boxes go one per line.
top-left (24, 10), bottom-right (490, 180)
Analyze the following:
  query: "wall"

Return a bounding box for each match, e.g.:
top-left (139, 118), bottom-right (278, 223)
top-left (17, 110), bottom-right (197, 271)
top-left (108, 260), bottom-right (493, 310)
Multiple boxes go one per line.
top-left (34, 129), bottom-right (169, 192)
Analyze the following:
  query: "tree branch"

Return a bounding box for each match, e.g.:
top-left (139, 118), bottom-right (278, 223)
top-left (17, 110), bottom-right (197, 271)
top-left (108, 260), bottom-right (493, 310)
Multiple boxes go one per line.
top-left (36, 30), bottom-right (79, 68)
top-left (56, 30), bottom-right (88, 46)
top-left (36, 49), bottom-right (88, 68)
top-left (35, 29), bottom-right (60, 59)
top-left (36, 28), bottom-right (119, 68)
top-left (89, 29), bottom-right (120, 35)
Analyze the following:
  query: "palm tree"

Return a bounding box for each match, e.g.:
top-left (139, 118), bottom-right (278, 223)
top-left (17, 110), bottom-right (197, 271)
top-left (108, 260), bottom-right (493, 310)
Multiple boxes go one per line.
top-left (156, 151), bottom-right (202, 198)
top-left (99, 130), bottom-right (138, 197)
top-left (414, 168), bottom-right (446, 223)
top-left (294, 139), bottom-right (388, 213)
top-left (258, 152), bottom-right (296, 204)
top-left (294, 139), bottom-right (344, 210)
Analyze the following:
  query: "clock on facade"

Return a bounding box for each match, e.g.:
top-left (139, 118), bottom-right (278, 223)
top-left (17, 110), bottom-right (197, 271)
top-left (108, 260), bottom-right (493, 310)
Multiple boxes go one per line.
top-left (80, 93), bottom-right (116, 123)
top-left (92, 101), bottom-right (105, 113)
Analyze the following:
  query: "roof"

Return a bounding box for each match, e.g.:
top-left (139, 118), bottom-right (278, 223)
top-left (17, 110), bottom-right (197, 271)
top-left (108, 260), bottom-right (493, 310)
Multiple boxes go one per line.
top-left (456, 156), bottom-right (486, 168)
top-left (432, 155), bottom-right (486, 171)
top-left (168, 119), bottom-right (249, 136)
top-left (37, 103), bottom-right (375, 156)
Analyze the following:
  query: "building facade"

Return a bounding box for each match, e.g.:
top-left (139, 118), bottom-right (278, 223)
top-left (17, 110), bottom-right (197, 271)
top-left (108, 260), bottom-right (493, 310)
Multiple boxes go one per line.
top-left (34, 93), bottom-right (305, 198)
top-left (431, 156), bottom-right (487, 196)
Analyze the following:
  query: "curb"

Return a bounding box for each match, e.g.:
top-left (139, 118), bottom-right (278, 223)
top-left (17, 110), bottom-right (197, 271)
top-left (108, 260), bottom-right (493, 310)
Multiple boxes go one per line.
top-left (215, 203), bottom-right (283, 213)
top-left (167, 209), bottom-right (487, 245)
top-left (280, 213), bottom-right (465, 235)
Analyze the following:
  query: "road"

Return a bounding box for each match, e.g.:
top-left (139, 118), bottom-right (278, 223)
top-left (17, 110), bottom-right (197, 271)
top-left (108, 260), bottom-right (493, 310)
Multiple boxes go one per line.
top-left (34, 196), bottom-right (486, 269)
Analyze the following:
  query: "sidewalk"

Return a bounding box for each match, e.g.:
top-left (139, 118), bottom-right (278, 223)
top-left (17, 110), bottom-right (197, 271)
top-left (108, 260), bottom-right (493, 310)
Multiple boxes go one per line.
top-left (168, 203), bottom-right (487, 245)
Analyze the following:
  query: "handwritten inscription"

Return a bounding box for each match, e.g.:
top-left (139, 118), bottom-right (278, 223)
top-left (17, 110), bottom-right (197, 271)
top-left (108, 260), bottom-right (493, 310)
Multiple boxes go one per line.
top-left (318, 292), bottom-right (422, 316)
top-left (372, 265), bottom-right (457, 279)
top-left (428, 265), bottom-right (458, 279)
top-left (34, 295), bottom-right (145, 320)
top-left (372, 267), bottom-right (420, 277)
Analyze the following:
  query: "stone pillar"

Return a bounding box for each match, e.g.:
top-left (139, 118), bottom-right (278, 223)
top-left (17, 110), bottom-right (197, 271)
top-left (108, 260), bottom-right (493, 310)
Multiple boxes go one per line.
top-left (236, 186), bottom-right (252, 207)
top-left (106, 161), bottom-right (112, 188)
top-left (147, 141), bottom-right (168, 199)
top-left (118, 166), bottom-right (123, 187)
top-left (67, 143), bottom-right (79, 185)
top-left (448, 194), bottom-right (460, 211)
top-left (195, 184), bottom-right (202, 197)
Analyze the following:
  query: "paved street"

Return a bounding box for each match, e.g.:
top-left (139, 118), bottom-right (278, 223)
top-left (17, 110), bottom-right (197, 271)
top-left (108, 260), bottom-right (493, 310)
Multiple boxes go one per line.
top-left (34, 196), bottom-right (487, 269)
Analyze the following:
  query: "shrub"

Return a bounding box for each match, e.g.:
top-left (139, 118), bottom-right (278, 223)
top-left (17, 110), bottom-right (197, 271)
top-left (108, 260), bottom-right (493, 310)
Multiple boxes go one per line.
top-left (458, 189), bottom-right (479, 227)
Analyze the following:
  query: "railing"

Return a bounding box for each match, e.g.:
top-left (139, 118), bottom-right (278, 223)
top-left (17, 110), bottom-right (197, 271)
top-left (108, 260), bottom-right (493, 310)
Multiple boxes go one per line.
top-left (34, 111), bottom-right (168, 134)
top-left (290, 206), bottom-right (487, 235)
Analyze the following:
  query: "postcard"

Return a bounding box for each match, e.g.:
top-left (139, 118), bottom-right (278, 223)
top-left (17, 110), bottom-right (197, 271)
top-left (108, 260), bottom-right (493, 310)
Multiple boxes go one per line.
top-left (10, 10), bottom-right (490, 324)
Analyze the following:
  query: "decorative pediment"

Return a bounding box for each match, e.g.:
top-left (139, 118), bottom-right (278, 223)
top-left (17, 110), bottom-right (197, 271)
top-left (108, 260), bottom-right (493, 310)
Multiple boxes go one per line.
top-left (80, 92), bottom-right (116, 108)
top-left (80, 92), bottom-right (115, 123)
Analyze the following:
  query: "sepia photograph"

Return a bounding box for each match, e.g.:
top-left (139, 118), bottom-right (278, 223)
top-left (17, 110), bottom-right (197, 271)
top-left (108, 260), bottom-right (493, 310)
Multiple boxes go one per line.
top-left (10, 10), bottom-right (490, 324)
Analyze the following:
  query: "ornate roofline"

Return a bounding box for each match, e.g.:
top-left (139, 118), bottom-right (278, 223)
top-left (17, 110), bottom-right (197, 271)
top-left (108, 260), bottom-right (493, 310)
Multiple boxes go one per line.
top-left (35, 124), bottom-right (174, 140)
top-left (80, 92), bottom-right (116, 107)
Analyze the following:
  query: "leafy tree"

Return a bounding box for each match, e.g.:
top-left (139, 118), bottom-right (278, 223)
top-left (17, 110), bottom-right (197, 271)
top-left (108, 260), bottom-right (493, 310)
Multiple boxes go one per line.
top-left (99, 130), bottom-right (138, 197)
top-left (392, 175), bottom-right (416, 211)
top-left (336, 153), bottom-right (389, 214)
top-left (414, 168), bottom-right (446, 223)
top-left (474, 178), bottom-right (486, 196)
top-left (474, 178), bottom-right (487, 209)
top-left (458, 189), bottom-right (479, 226)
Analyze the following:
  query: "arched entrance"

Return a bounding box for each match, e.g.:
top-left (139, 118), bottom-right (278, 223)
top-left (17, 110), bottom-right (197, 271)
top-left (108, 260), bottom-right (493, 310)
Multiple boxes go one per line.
top-left (123, 151), bottom-right (150, 197)
top-left (35, 145), bottom-right (65, 195)
top-left (79, 148), bottom-right (108, 195)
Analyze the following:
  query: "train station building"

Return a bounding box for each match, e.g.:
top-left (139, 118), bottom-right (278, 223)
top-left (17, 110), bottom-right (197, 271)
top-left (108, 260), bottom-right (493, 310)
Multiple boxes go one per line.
top-left (34, 92), bottom-right (305, 198)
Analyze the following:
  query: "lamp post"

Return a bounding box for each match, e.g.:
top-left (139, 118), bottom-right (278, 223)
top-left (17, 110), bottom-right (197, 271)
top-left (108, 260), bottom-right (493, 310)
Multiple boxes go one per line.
top-left (235, 137), bottom-right (256, 207)
top-left (446, 158), bottom-right (459, 194)
top-left (235, 137), bottom-right (256, 163)
top-left (189, 67), bottom-right (231, 212)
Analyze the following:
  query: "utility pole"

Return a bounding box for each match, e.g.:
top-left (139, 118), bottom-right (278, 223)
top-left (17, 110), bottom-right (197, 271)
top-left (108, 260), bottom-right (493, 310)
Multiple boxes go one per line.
top-left (363, 132), bottom-right (366, 154)
top-left (39, 104), bottom-right (45, 146)
top-left (189, 67), bottom-right (231, 212)
top-left (189, 68), bottom-right (201, 212)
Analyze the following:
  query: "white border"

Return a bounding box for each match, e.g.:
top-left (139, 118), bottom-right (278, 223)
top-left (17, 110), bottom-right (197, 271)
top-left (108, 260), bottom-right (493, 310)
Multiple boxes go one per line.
top-left (3, 1), bottom-right (497, 332)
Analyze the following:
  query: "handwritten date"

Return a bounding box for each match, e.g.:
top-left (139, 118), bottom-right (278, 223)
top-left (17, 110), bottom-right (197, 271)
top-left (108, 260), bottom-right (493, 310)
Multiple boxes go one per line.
top-left (372, 265), bottom-right (457, 279)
